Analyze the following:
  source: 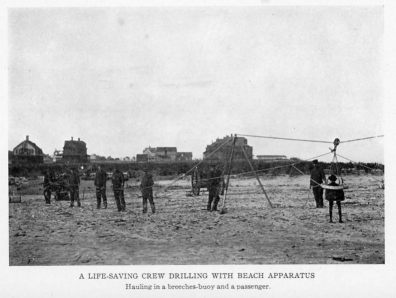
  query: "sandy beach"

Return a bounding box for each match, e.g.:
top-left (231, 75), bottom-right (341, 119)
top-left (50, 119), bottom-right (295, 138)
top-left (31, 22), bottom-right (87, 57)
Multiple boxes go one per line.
top-left (9, 174), bottom-right (384, 265)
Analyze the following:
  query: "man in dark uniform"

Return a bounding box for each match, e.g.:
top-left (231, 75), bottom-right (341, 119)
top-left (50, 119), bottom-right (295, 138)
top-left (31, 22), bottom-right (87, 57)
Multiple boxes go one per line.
top-left (325, 174), bottom-right (345, 223)
top-left (112, 168), bottom-right (126, 212)
top-left (206, 164), bottom-right (223, 212)
top-left (140, 168), bottom-right (155, 214)
top-left (43, 169), bottom-right (55, 204)
top-left (69, 167), bottom-right (81, 207)
top-left (94, 165), bottom-right (107, 209)
top-left (310, 159), bottom-right (326, 208)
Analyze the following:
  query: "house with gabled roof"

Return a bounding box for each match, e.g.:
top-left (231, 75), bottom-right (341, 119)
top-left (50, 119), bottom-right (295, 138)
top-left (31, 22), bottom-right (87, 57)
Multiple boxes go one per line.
top-left (11, 135), bottom-right (44, 164)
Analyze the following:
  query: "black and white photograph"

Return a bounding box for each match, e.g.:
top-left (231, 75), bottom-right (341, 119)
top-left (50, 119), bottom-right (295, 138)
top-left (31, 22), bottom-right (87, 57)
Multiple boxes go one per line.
top-left (2, 0), bottom-right (395, 297)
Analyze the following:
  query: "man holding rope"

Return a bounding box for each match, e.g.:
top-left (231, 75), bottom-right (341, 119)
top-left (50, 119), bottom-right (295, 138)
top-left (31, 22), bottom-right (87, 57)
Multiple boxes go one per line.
top-left (95, 165), bottom-right (107, 209)
top-left (140, 167), bottom-right (155, 214)
top-left (112, 168), bottom-right (126, 212)
top-left (206, 164), bottom-right (223, 212)
top-left (310, 159), bottom-right (326, 208)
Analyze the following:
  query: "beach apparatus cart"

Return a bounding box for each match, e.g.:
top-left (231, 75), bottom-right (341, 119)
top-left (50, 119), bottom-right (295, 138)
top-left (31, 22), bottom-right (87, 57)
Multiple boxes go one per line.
top-left (52, 174), bottom-right (71, 201)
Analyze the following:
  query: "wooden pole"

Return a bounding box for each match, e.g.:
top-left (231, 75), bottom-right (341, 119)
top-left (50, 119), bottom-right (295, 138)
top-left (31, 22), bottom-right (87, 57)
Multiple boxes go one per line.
top-left (241, 145), bottom-right (273, 208)
top-left (221, 136), bottom-right (237, 212)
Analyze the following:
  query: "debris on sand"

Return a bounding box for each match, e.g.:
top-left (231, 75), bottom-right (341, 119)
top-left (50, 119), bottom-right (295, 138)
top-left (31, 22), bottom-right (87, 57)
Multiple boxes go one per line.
top-left (14, 231), bottom-right (26, 237)
top-left (332, 256), bottom-right (353, 262)
top-left (56, 211), bottom-right (73, 217)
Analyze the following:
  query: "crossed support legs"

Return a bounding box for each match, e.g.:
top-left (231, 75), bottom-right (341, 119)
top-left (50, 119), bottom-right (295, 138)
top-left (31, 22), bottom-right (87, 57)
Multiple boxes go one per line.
top-left (241, 145), bottom-right (273, 208)
top-left (220, 140), bottom-right (273, 212)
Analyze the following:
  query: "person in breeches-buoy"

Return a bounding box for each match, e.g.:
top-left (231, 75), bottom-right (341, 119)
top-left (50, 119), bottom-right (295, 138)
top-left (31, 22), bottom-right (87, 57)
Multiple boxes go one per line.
top-left (325, 174), bottom-right (345, 223)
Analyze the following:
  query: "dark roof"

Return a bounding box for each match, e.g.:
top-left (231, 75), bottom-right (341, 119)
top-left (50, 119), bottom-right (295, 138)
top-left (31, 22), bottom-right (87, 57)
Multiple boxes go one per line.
top-left (257, 155), bottom-right (287, 158)
top-left (156, 147), bottom-right (177, 152)
top-left (64, 140), bottom-right (86, 146)
top-left (63, 139), bottom-right (87, 156)
top-left (13, 139), bottom-right (43, 155)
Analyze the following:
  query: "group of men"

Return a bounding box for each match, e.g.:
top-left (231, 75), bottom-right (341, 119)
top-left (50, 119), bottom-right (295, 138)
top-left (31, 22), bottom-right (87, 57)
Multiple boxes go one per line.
top-left (204, 160), bottom-right (346, 223)
top-left (310, 159), bottom-right (345, 223)
top-left (204, 160), bottom-right (345, 222)
top-left (93, 165), bottom-right (155, 213)
top-left (43, 166), bottom-right (155, 214)
top-left (42, 160), bottom-right (344, 220)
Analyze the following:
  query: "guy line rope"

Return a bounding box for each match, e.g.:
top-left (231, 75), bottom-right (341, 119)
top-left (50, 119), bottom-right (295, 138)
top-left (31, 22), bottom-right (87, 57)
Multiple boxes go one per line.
top-left (148, 133), bottom-right (383, 196)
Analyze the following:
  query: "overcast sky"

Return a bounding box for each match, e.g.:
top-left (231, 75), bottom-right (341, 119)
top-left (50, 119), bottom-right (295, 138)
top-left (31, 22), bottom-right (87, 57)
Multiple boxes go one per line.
top-left (8, 6), bottom-right (383, 162)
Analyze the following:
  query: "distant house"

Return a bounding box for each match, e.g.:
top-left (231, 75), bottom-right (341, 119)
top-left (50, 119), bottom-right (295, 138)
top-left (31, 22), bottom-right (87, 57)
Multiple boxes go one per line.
top-left (62, 137), bottom-right (88, 163)
top-left (43, 154), bottom-right (53, 164)
top-left (139, 146), bottom-right (192, 162)
top-left (156, 147), bottom-right (177, 161)
top-left (11, 135), bottom-right (44, 164)
top-left (203, 135), bottom-right (253, 161)
top-left (143, 147), bottom-right (157, 162)
top-left (89, 154), bottom-right (106, 162)
top-left (176, 152), bottom-right (193, 161)
top-left (256, 155), bottom-right (287, 161)
top-left (136, 154), bottom-right (149, 163)
top-left (53, 149), bottom-right (63, 163)
top-left (89, 154), bottom-right (98, 161)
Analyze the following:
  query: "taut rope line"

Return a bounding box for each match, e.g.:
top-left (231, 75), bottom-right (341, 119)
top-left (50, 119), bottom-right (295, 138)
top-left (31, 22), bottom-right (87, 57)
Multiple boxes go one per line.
top-left (236, 133), bottom-right (332, 144)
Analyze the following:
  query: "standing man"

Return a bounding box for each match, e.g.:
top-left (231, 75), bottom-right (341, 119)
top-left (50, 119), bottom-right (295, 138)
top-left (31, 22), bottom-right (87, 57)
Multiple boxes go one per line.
top-left (43, 169), bottom-right (55, 204)
top-left (140, 168), bottom-right (155, 214)
top-left (95, 165), bottom-right (107, 209)
top-left (206, 164), bottom-right (223, 212)
top-left (310, 159), bottom-right (326, 208)
top-left (112, 168), bottom-right (126, 212)
top-left (69, 167), bottom-right (81, 207)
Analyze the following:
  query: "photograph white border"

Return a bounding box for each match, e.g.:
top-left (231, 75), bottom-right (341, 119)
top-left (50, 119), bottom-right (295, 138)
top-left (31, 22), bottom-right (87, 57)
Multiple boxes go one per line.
top-left (1, 0), bottom-right (395, 297)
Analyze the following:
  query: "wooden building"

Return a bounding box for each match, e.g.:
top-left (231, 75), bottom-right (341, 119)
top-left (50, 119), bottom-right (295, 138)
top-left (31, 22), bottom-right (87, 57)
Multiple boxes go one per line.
top-left (203, 135), bottom-right (253, 161)
top-left (139, 146), bottom-right (192, 162)
top-left (11, 135), bottom-right (44, 164)
top-left (62, 137), bottom-right (88, 163)
top-left (176, 152), bottom-right (193, 161)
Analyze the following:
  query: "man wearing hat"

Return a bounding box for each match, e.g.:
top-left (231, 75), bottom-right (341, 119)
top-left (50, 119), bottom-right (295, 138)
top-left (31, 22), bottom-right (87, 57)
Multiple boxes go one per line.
top-left (112, 168), bottom-right (126, 212)
top-left (310, 159), bottom-right (326, 208)
top-left (94, 165), bottom-right (107, 209)
top-left (206, 164), bottom-right (223, 211)
top-left (43, 169), bottom-right (55, 204)
top-left (69, 167), bottom-right (81, 207)
top-left (140, 167), bottom-right (155, 214)
top-left (325, 174), bottom-right (345, 223)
